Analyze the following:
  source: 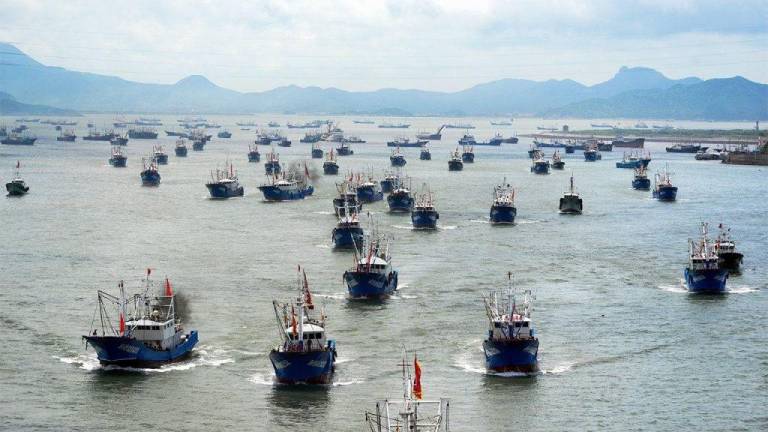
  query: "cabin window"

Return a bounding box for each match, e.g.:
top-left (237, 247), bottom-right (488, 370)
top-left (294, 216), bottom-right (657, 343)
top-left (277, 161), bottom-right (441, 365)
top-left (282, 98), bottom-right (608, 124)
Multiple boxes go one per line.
top-left (523, 322), bottom-right (529, 327)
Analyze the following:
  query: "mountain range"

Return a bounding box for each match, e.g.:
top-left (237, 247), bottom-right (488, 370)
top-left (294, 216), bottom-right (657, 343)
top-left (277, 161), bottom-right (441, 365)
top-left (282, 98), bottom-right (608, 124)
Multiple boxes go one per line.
top-left (1, 42), bottom-right (765, 120)
top-left (0, 91), bottom-right (80, 116)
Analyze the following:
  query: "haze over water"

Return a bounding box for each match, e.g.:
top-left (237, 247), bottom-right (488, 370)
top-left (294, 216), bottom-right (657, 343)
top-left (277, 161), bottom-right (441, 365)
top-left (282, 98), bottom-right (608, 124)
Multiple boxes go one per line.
top-left (0, 116), bottom-right (765, 431)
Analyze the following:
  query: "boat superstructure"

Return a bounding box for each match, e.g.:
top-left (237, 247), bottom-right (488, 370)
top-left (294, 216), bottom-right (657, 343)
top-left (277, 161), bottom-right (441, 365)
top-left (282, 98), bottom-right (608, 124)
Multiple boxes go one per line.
top-left (490, 180), bottom-right (516, 225)
top-left (206, 162), bottom-right (245, 198)
top-left (5, 161), bottom-right (29, 196)
top-left (411, 184), bottom-right (439, 230)
top-left (109, 146), bottom-right (128, 167)
top-left (258, 164), bottom-right (314, 201)
top-left (713, 224), bottom-right (743, 272)
top-left (685, 223), bottom-right (728, 293)
top-left (344, 226), bottom-right (398, 299)
top-left (559, 173), bottom-right (583, 214)
top-left (653, 165), bottom-right (678, 201)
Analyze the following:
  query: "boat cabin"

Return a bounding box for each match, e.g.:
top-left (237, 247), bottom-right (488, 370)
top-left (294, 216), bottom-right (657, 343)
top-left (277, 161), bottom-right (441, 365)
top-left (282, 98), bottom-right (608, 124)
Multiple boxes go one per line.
top-left (489, 315), bottom-right (534, 340)
top-left (283, 322), bottom-right (327, 351)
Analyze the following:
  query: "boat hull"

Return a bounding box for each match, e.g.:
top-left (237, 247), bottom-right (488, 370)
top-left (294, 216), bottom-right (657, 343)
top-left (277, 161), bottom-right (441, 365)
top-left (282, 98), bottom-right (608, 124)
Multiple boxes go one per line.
top-left (612, 138), bottom-right (645, 148)
top-left (109, 156), bottom-right (127, 167)
top-left (653, 185), bottom-right (678, 201)
top-left (559, 196), bottom-right (583, 214)
top-left (269, 344), bottom-right (336, 385)
top-left (311, 149), bottom-right (323, 159)
top-left (531, 162), bottom-right (550, 174)
top-left (140, 170), bottom-right (161, 186)
top-left (344, 270), bottom-right (398, 299)
top-left (483, 338), bottom-right (540, 374)
top-left (6, 182), bottom-right (29, 196)
top-left (258, 185), bottom-right (314, 201)
top-left (357, 187), bottom-right (383, 203)
top-left (490, 205), bottom-right (516, 224)
top-left (584, 151), bottom-right (601, 161)
top-left (717, 252), bottom-right (743, 272)
top-left (462, 153), bottom-right (475, 163)
top-left (390, 156), bottom-right (407, 167)
top-left (206, 183), bottom-right (244, 198)
top-left (323, 163), bottom-right (339, 175)
top-left (387, 193), bottom-right (414, 212)
top-left (616, 160), bottom-right (642, 169)
top-left (448, 160), bottom-right (463, 171)
top-left (248, 151), bottom-right (260, 162)
top-left (380, 179), bottom-right (395, 193)
top-left (420, 151), bottom-right (431, 160)
top-left (175, 147), bottom-right (188, 157)
top-left (83, 331), bottom-right (198, 367)
top-left (552, 161), bottom-right (565, 170)
top-left (411, 209), bottom-right (439, 229)
top-left (332, 226), bottom-right (365, 249)
top-left (684, 268), bottom-right (728, 294)
top-left (154, 154), bottom-right (168, 165)
top-left (632, 178), bottom-right (651, 190)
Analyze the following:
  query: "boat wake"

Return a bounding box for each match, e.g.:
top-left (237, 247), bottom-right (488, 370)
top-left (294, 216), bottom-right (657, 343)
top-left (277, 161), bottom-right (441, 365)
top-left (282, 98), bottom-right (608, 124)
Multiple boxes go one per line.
top-left (727, 285), bottom-right (760, 294)
top-left (56, 344), bottom-right (234, 373)
top-left (248, 372), bottom-right (363, 387)
top-left (314, 292), bottom-right (347, 300)
top-left (469, 219), bottom-right (490, 224)
top-left (313, 211), bottom-right (335, 215)
top-left (439, 225), bottom-right (458, 230)
top-left (659, 281), bottom-right (760, 294)
top-left (315, 244), bottom-right (330, 249)
top-left (658, 280), bottom-right (688, 293)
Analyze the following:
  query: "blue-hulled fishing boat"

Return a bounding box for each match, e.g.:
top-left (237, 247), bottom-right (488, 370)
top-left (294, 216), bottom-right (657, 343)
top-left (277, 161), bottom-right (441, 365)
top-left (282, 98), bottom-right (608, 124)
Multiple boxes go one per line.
top-left (714, 224), bottom-right (743, 272)
top-left (380, 171), bottom-right (398, 193)
top-left (311, 144), bottom-right (323, 159)
top-left (109, 146), bottom-right (127, 167)
top-left (458, 134), bottom-right (476, 145)
top-left (332, 211), bottom-right (365, 249)
top-left (411, 184), bottom-right (439, 230)
top-left (387, 177), bottom-right (414, 212)
top-left (559, 173), bottom-right (582, 214)
top-left (269, 267), bottom-right (337, 384)
top-left (152, 145), bottom-right (168, 165)
top-left (685, 223), bottom-right (728, 294)
top-left (258, 166), bottom-right (314, 201)
top-left (615, 152), bottom-right (642, 168)
top-left (530, 155), bottom-right (550, 174)
top-left (653, 165), bottom-right (677, 201)
top-left (192, 139), bottom-right (206, 151)
top-left (336, 142), bottom-right (354, 156)
top-left (632, 166), bottom-right (651, 190)
top-left (387, 137), bottom-right (426, 147)
top-left (175, 139), bottom-right (188, 157)
top-left (344, 230), bottom-right (398, 299)
top-left (356, 174), bottom-right (384, 203)
top-left (264, 149), bottom-right (281, 175)
top-left (83, 271), bottom-right (198, 367)
top-left (206, 162), bottom-right (245, 198)
top-left (584, 145), bottom-right (602, 162)
top-left (390, 147), bottom-right (407, 167)
top-left (323, 149), bottom-right (339, 175)
top-left (333, 181), bottom-right (362, 217)
top-left (448, 148), bottom-right (463, 171)
top-left (462, 145), bottom-right (475, 163)
top-left (5, 161), bottom-right (29, 196)
top-left (420, 146), bottom-right (431, 160)
top-left (551, 150), bottom-right (565, 170)
top-left (482, 273), bottom-right (539, 374)
top-left (490, 180), bottom-right (516, 225)
top-left (248, 145), bottom-right (261, 162)
top-left (140, 158), bottom-right (161, 186)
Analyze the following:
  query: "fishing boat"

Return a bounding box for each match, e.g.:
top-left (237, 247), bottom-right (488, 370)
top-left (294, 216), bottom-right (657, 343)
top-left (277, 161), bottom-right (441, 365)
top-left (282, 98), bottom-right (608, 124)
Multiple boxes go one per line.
top-left (652, 166), bottom-right (677, 201)
top-left (270, 267), bottom-right (337, 384)
top-left (490, 180), bottom-right (516, 225)
top-left (248, 145), bottom-right (260, 162)
top-left (411, 184), bottom-right (439, 230)
top-left (344, 229), bottom-right (398, 299)
top-left (416, 125), bottom-right (445, 140)
top-left (206, 162), bottom-right (244, 198)
top-left (714, 224), bottom-right (743, 272)
top-left (353, 119), bottom-right (374, 124)
top-left (165, 130), bottom-right (189, 138)
top-left (387, 137), bottom-right (427, 148)
top-left (461, 145), bottom-right (475, 163)
top-left (258, 166), bottom-right (314, 201)
top-left (128, 128), bottom-right (158, 139)
top-left (387, 177), bottom-right (414, 212)
top-left (268, 121), bottom-right (280, 127)
top-left (264, 149), bottom-right (281, 175)
top-left (597, 142), bottom-right (613, 152)
top-left (615, 152), bottom-right (642, 169)
top-left (57, 129), bottom-right (77, 142)
top-left (591, 123), bottom-right (614, 128)
top-left (192, 139), bottom-right (206, 151)
top-left (612, 137), bottom-right (645, 148)
top-left (528, 146), bottom-right (542, 159)
top-left (639, 152), bottom-right (652, 168)
top-left (420, 147), bottom-right (432, 160)
top-left (301, 132), bottom-right (323, 143)
top-left (532, 138), bottom-right (566, 148)
top-left (530, 156), bottom-right (550, 174)
top-left (537, 126), bottom-right (558, 132)
top-left (311, 144), bottom-right (323, 159)
top-left (152, 145), bottom-right (168, 165)
top-left (551, 151), bottom-right (565, 169)
top-left (111, 135), bottom-right (129, 146)
top-left (255, 132), bottom-right (272, 145)
top-left (332, 210), bottom-right (365, 249)
top-left (380, 171), bottom-right (399, 193)
top-left (356, 175), bottom-right (384, 203)
top-left (448, 148), bottom-right (463, 171)
top-left (276, 136), bottom-right (292, 147)
top-left (685, 223), bottom-right (728, 294)
top-left (5, 161), bottom-right (29, 196)
top-left (378, 123), bottom-right (410, 129)
top-left (390, 147), bottom-right (407, 167)
top-left (109, 147), bottom-right (128, 167)
top-left (364, 352), bottom-right (449, 432)
top-left (482, 273), bottom-right (539, 374)
top-left (323, 149), bottom-right (339, 175)
top-left (336, 142), bottom-right (354, 156)
top-left (695, 150), bottom-right (721, 161)
top-left (333, 181), bottom-right (362, 217)
top-left (491, 119), bottom-right (513, 126)
top-left (666, 143), bottom-right (705, 153)
top-left (559, 173), bottom-right (582, 214)
top-left (1, 133), bottom-right (36, 145)
top-left (175, 139), bottom-right (188, 157)
top-left (140, 158), bottom-right (161, 186)
top-left (473, 136), bottom-right (502, 146)
top-left (445, 123), bottom-right (474, 129)
top-left (83, 129), bottom-right (117, 141)
top-left (217, 130), bottom-right (232, 138)
top-left (564, 144), bottom-right (575, 154)
top-left (458, 134), bottom-right (476, 146)
top-left (82, 270), bottom-right (198, 367)
top-left (632, 166), bottom-right (651, 190)
top-left (583, 145), bottom-right (602, 162)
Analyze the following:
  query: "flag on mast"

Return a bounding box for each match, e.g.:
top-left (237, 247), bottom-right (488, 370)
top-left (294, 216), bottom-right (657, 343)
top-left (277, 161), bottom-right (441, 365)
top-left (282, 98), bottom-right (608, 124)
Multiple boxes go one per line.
top-left (290, 305), bottom-right (297, 337)
top-left (413, 355), bottom-right (423, 399)
top-left (164, 277), bottom-right (173, 297)
top-left (119, 313), bottom-right (125, 335)
top-left (302, 270), bottom-right (314, 309)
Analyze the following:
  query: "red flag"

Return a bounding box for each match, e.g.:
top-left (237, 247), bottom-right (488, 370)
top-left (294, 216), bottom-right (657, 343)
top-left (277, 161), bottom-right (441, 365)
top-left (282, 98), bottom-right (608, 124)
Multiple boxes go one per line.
top-left (304, 163), bottom-right (310, 178)
top-left (290, 305), bottom-right (297, 337)
top-left (413, 356), bottom-right (423, 400)
top-left (303, 270), bottom-right (314, 309)
top-left (164, 277), bottom-right (173, 297)
top-left (119, 313), bottom-right (125, 335)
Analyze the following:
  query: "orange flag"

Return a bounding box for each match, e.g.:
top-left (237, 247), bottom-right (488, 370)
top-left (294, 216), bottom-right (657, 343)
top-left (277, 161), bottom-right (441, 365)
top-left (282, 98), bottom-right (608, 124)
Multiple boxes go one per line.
top-left (413, 355), bottom-right (423, 400)
top-left (164, 277), bottom-right (173, 297)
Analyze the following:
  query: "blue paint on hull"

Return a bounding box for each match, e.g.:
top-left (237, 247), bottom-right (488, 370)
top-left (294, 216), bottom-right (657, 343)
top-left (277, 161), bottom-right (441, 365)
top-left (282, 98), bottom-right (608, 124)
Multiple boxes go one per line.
top-left (265, 161), bottom-right (281, 175)
top-left (154, 154), bottom-right (168, 165)
top-left (490, 205), bottom-right (516, 224)
top-left (332, 226), bottom-right (364, 249)
top-left (175, 147), bottom-right (188, 157)
top-left (420, 151), bottom-right (431, 160)
top-left (462, 153), bottom-right (475, 163)
top-left (616, 160), bottom-right (642, 168)
top-left (357, 186), bottom-right (383, 203)
top-left (110, 157), bottom-right (127, 167)
top-left (387, 193), bottom-right (414, 212)
top-left (312, 149), bottom-right (323, 159)
top-left (632, 178), bottom-right (651, 190)
top-left (411, 209), bottom-right (439, 229)
top-left (140, 170), bottom-right (161, 186)
top-left (258, 185), bottom-right (314, 201)
top-left (448, 160), bottom-right (463, 171)
top-left (345, 270), bottom-right (398, 299)
top-left (248, 152), bottom-right (260, 162)
top-left (83, 331), bottom-right (198, 367)
top-left (584, 151), bottom-right (601, 161)
top-left (207, 184), bottom-right (244, 198)
top-left (530, 162), bottom-right (550, 174)
top-left (323, 163), bottom-right (339, 175)
top-left (684, 268), bottom-right (728, 294)
top-left (269, 343), bottom-right (336, 384)
top-left (483, 338), bottom-right (539, 374)
top-left (653, 185), bottom-right (678, 201)
top-left (390, 156), bottom-right (407, 166)
top-left (380, 179), bottom-right (395, 193)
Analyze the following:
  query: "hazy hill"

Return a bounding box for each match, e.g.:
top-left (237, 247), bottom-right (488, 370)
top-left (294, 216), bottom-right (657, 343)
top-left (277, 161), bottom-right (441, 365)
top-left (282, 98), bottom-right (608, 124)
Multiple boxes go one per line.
top-left (0, 91), bottom-right (80, 116)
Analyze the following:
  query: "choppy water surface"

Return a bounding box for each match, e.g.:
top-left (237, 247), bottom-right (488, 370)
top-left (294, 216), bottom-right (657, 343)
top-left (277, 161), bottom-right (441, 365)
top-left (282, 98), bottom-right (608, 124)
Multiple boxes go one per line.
top-left (0, 115), bottom-right (766, 431)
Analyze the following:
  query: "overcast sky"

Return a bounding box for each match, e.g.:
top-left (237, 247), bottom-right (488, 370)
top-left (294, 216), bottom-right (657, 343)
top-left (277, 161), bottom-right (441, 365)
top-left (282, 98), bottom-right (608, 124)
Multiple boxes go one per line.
top-left (1, 0), bottom-right (766, 92)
